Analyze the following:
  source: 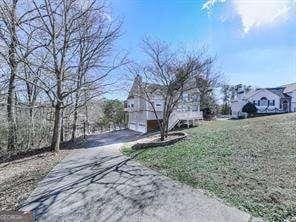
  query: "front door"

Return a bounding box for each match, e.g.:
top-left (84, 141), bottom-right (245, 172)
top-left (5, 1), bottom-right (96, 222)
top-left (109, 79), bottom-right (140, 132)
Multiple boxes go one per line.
top-left (283, 100), bottom-right (289, 112)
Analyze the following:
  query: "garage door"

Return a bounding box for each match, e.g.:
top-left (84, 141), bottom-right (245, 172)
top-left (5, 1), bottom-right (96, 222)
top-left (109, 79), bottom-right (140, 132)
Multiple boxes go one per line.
top-left (147, 120), bottom-right (162, 132)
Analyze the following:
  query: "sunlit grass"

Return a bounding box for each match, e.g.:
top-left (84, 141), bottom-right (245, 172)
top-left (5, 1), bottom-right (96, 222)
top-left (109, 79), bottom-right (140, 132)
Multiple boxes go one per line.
top-left (123, 113), bottom-right (296, 221)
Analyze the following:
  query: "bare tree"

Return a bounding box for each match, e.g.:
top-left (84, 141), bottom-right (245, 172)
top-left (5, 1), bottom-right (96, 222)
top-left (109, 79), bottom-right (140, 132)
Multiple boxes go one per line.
top-left (70, 6), bottom-right (121, 140)
top-left (26, 0), bottom-right (123, 151)
top-left (195, 59), bottom-right (221, 115)
top-left (0, 0), bottom-right (124, 156)
top-left (0, 0), bottom-right (39, 150)
top-left (129, 39), bottom-right (214, 140)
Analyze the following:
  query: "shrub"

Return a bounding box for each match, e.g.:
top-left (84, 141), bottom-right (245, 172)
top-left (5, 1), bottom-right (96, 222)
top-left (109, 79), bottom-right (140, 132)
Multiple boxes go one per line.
top-left (242, 102), bottom-right (257, 117)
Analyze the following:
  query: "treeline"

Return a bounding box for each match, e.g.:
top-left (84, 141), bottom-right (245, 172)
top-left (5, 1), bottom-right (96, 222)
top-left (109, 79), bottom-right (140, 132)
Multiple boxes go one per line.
top-left (0, 0), bottom-right (124, 156)
top-left (98, 99), bottom-right (125, 131)
top-left (219, 84), bottom-right (253, 115)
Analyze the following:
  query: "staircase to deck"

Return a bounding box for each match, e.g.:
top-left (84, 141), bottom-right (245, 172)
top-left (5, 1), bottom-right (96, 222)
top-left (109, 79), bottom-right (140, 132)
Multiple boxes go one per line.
top-left (168, 111), bottom-right (203, 130)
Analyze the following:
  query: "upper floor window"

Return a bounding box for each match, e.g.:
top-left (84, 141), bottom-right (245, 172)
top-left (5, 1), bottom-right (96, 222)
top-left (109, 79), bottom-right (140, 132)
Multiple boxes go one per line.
top-left (182, 93), bottom-right (189, 102)
top-left (260, 97), bottom-right (268, 106)
top-left (124, 101), bottom-right (128, 108)
top-left (192, 96), bottom-right (199, 102)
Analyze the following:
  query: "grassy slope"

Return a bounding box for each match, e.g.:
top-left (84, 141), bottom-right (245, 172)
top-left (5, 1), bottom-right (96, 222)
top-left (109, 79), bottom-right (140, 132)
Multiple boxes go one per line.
top-left (124, 113), bottom-right (296, 221)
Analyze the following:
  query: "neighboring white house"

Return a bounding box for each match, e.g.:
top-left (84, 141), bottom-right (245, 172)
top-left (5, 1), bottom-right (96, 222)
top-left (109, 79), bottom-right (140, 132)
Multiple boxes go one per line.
top-left (231, 83), bottom-right (296, 118)
top-left (124, 75), bottom-right (203, 133)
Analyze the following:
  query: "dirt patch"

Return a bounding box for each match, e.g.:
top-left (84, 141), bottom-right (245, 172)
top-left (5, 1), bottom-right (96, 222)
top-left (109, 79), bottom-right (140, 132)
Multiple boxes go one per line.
top-left (0, 150), bottom-right (72, 211)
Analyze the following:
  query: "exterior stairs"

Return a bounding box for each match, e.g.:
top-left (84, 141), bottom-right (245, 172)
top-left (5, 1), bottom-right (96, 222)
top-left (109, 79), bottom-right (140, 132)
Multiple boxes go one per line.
top-left (168, 111), bottom-right (203, 131)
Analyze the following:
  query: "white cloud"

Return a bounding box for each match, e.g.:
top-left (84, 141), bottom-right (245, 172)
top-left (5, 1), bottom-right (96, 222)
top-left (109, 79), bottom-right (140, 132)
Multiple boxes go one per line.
top-left (202, 0), bottom-right (226, 10)
top-left (203, 0), bottom-right (296, 33)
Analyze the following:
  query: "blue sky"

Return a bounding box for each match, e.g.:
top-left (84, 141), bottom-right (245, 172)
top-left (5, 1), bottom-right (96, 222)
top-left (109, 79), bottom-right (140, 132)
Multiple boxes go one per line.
top-left (109, 0), bottom-right (296, 99)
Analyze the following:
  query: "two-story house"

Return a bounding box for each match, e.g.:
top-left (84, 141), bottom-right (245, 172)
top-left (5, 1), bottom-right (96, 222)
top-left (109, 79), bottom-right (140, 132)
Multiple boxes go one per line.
top-left (231, 83), bottom-right (296, 118)
top-left (124, 75), bottom-right (203, 133)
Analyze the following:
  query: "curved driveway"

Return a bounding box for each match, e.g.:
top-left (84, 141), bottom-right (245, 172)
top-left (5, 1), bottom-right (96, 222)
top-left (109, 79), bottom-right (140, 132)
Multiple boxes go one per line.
top-left (21, 130), bottom-right (259, 222)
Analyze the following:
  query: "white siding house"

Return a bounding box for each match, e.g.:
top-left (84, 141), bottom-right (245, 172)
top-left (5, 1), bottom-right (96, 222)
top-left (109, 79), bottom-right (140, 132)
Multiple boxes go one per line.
top-left (124, 76), bottom-right (203, 133)
top-left (231, 83), bottom-right (296, 118)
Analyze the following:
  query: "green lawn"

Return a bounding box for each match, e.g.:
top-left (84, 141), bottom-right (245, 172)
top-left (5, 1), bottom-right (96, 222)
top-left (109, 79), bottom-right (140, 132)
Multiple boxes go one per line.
top-left (123, 113), bottom-right (296, 221)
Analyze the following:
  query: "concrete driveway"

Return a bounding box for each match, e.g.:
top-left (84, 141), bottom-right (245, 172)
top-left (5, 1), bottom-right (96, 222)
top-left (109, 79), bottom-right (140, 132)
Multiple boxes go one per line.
top-left (21, 130), bottom-right (259, 222)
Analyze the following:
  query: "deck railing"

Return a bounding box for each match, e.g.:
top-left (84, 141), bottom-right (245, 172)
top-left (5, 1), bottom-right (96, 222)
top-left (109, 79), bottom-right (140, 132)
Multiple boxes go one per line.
top-left (168, 111), bottom-right (203, 130)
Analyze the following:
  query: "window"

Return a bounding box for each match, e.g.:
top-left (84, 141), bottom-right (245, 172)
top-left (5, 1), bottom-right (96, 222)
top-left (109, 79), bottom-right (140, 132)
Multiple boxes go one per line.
top-left (269, 100), bottom-right (275, 106)
top-left (260, 97), bottom-right (268, 106)
top-left (192, 96), bottom-right (199, 102)
top-left (192, 106), bottom-right (198, 111)
top-left (183, 93), bottom-right (189, 102)
top-left (253, 100), bottom-right (256, 105)
top-left (156, 104), bottom-right (161, 107)
top-left (130, 104), bottom-right (134, 108)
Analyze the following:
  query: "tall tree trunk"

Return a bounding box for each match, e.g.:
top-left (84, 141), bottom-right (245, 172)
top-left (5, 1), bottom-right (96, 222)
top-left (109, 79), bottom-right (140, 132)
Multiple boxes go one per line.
top-left (71, 71), bottom-right (82, 140)
top-left (160, 127), bottom-right (165, 141)
top-left (71, 109), bottom-right (78, 140)
top-left (84, 95), bottom-right (89, 134)
top-left (27, 106), bottom-right (34, 149)
top-left (71, 90), bottom-right (80, 140)
top-left (7, 74), bottom-right (16, 150)
top-left (60, 110), bottom-right (64, 143)
top-left (7, 0), bottom-right (18, 150)
top-left (51, 70), bottom-right (62, 152)
top-left (27, 83), bottom-right (35, 148)
top-left (51, 102), bottom-right (62, 152)
top-left (164, 116), bottom-right (169, 138)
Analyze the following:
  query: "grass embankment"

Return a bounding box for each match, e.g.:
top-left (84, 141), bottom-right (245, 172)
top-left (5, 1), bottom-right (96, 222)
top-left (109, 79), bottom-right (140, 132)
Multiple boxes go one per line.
top-left (124, 113), bottom-right (296, 221)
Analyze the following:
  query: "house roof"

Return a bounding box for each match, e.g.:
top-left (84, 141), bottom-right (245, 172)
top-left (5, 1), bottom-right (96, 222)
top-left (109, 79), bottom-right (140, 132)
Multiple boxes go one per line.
top-left (127, 75), bottom-right (200, 99)
top-left (234, 83), bottom-right (295, 102)
top-left (282, 83), bottom-right (296, 93)
top-left (244, 87), bottom-right (291, 100)
top-left (266, 87), bottom-right (291, 99)
top-left (143, 82), bottom-right (164, 91)
top-left (127, 81), bottom-right (164, 99)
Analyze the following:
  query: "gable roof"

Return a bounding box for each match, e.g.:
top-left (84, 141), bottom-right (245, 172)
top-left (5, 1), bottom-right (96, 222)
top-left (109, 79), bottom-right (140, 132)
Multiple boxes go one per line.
top-left (127, 75), bottom-right (199, 99)
top-left (127, 77), bottom-right (164, 99)
top-left (283, 83), bottom-right (296, 93)
top-left (245, 88), bottom-right (291, 100)
top-left (266, 87), bottom-right (291, 99)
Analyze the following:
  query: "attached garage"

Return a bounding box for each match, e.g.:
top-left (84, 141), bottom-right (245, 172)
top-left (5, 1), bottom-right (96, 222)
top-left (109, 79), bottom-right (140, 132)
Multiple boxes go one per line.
top-left (147, 119), bottom-right (162, 132)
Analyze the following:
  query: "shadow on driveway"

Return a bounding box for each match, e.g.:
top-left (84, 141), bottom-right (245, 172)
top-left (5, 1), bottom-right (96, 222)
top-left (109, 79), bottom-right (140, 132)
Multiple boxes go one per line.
top-left (62, 129), bottom-right (142, 150)
top-left (20, 129), bottom-right (252, 222)
top-left (20, 149), bottom-right (165, 222)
